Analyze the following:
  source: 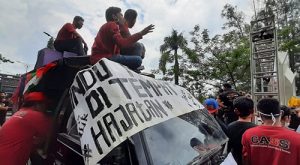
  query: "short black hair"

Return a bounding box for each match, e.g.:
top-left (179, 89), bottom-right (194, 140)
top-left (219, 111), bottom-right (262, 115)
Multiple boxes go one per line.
top-left (257, 98), bottom-right (281, 119)
top-left (73, 16), bottom-right (84, 22)
top-left (233, 96), bottom-right (254, 117)
top-left (190, 137), bottom-right (202, 147)
top-left (124, 9), bottom-right (137, 21)
top-left (198, 123), bottom-right (213, 135)
top-left (280, 105), bottom-right (291, 118)
top-left (105, 7), bottom-right (121, 22)
top-left (223, 83), bottom-right (232, 89)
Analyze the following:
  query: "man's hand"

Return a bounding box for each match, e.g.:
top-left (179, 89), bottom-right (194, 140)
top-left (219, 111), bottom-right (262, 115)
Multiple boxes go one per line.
top-left (140, 24), bottom-right (155, 36)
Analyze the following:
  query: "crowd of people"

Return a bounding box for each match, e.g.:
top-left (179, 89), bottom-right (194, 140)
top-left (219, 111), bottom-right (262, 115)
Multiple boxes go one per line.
top-left (0, 5), bottom-right (300, 165)
top-left (203, 83), bottom-right (300, 165)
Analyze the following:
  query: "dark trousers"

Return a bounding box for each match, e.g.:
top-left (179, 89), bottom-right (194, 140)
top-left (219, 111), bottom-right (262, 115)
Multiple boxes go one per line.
top-left (109, 55), bottom-right (142, 70)
top-left (54, 38), bottom-right (85, 56)
top-left (225, 111), bottom-right (238, 125)
top-left (0, 110), bottom-right (7, 126)
top-left (120, 42), bottom-right (145, 59)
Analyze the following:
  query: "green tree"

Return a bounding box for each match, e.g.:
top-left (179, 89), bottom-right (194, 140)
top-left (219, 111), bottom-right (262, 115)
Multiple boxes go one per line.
top-left (159, 29), bottom-right (187, 85)
top-left (257, 0), bottom-right (300, 53)
top-left (221, 3), bottom-right (245, 37)
top-left (186, 4), bottom-right (251, 93)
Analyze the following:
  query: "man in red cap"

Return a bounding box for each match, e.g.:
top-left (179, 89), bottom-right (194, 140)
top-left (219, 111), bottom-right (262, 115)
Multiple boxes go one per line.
top-left (0, 92), bottom-right (53, 165)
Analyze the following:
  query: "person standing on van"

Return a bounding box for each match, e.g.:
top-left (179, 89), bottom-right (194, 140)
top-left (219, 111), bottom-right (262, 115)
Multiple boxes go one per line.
top-left (242, 98), bottom-right (300, 165)
top-left (0, 92), bottom-right (53, 165)
top-left (54, 16), bottom-right (88, 56)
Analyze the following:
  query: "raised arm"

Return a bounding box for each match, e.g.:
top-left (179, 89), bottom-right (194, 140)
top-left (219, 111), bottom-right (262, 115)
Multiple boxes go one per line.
top-left (112, 23), bottom-right (155, 48)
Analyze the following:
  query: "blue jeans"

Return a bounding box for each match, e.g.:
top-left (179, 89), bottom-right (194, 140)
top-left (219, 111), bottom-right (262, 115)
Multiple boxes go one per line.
top-left (109, 55), bottom-right (142, 70)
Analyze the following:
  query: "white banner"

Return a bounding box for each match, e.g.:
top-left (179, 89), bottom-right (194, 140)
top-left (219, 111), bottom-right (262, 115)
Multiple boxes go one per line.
top-left (70, 58), bottom-right (204, 164)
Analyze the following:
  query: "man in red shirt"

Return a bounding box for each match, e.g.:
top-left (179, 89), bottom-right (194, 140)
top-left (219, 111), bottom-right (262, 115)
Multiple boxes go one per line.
top-left (242, 98), bottom-right (300, 165)
top-left (120, 9), bottom-right (146, 59)
top-left (0, 92), bottom-right (53, 165)
top-left (54, 16), bottom-right (88, 56)
top-left (120, 9), bottom-right (137, 38)
top-left (91, 7), bottom-right (154, 70)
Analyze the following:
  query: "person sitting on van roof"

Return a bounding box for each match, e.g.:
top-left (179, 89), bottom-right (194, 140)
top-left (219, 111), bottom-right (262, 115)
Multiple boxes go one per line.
top-left (120, 9), bottom-right (137, 38)
top-left (54, 16), bottom-right (88, 56)
top-left (90, 7), bottom-right (154, 70)
top-left (0, 92), bottom-right (53, 165)
top-left (120, 9), bottom-right (146, 59)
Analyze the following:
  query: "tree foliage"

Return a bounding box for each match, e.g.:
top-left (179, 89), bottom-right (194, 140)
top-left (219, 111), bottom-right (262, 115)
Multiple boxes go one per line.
top-left (257, 0), bottom-right (300, 53)
top-left (156, 1), bottom-right (299, 97)
top-left (186, 4), bottom-right (251, 94)
top-left (159, 29), bottom-right (187, 85)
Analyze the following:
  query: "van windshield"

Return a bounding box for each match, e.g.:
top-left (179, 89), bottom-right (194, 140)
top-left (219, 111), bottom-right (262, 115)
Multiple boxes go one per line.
top-left (142, 110), bottom-right (227, 165)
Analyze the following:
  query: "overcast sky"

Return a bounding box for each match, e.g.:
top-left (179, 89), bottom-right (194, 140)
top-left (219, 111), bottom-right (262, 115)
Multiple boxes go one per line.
top-left (0, 0), bottom-right (254, 75)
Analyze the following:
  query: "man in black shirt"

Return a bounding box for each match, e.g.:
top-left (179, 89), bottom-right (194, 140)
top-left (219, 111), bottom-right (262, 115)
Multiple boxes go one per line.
top-left (227, 96), bottom-right (256, 165)
top-left (218, 83), bottom-right (240, 124)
